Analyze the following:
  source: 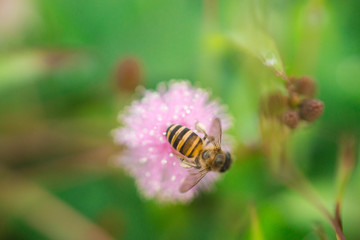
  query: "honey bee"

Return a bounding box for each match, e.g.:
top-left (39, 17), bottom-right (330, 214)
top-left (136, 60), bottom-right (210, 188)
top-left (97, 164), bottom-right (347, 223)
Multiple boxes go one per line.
top-left (166, 118), bottom-right (232, 193)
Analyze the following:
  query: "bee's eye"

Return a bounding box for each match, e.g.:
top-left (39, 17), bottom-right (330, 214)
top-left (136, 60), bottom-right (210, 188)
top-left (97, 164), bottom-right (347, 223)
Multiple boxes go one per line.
top-left (202, 150), bottom-right (210, 159)
top-left (214, 155), bottom-right (224, 166)
top-left (220, 152), bottom-right (232, 172)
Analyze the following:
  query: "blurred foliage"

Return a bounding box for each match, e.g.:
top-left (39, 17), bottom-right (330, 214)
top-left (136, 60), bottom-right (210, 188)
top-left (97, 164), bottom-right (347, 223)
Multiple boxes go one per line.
top-left (0, 0), bottom-right (359, 239)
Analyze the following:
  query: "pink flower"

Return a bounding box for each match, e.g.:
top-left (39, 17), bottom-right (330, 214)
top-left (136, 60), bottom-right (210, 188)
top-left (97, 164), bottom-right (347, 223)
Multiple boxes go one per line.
top-left (113, 80), bottom-right (231, 203)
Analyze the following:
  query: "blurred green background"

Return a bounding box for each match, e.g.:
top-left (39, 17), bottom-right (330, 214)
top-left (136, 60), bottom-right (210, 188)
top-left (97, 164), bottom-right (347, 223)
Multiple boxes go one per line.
top-left (0, 0), bottom-right (359, 239)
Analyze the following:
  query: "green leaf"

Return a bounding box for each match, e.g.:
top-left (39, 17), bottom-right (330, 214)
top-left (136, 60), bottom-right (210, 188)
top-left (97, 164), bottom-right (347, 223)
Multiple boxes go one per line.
top-left (229, 29), bottom-right (287, 80)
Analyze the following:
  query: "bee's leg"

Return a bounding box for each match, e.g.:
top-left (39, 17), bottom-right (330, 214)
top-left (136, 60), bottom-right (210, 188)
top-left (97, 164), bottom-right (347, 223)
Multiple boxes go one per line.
top-left (195, 121), bottom-right (208, 140)
top-left (180, 159), bottom-right (192, 169)
top-left (173, 151), bottom-right (198, 169)
top-left (180, 159), bottom-right (198, 169)
top-left (194, 156), bottom-right (201, 169)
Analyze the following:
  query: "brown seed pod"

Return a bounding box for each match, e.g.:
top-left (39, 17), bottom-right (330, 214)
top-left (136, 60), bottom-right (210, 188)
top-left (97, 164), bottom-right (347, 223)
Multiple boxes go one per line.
top-left (299, 99), bottom-right (324, 122)
top-left (291, 76), bottom-right (316, 97)
top-left (281, 110), bottom-right (299, 129)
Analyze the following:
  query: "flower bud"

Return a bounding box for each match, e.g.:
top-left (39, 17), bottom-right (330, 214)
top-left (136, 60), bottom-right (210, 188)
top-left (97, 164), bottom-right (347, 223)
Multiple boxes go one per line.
top-left (281, 110), bottom-right (299, 129)
top-left (299, 99), bottom-right (324, 122)
top-left (115, 57), bottom-right (142, 93)
top-left (260, 92), bottom-right (287, 117)
top-left (291, 76), bottom-right (316, 97)
top-left (288, 92), bottom-right (300, 108)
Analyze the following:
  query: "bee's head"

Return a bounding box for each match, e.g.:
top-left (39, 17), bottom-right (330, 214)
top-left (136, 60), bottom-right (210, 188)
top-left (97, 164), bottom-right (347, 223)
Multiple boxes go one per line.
top-left (220, 151), bottom-right (232, 172)
top-left (206, 151), bottom-right (232, 172)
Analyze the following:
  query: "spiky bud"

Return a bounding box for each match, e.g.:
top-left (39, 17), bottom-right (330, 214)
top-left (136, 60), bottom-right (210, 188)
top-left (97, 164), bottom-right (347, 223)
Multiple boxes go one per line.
top-left (281, 110), bottom-right (299, 129)
top-left (291, 76), bottom-right (316, 97)
top-left (260, 92), bottom-right (287, 117)
top-left (299, 99), bottom-right (324, 122)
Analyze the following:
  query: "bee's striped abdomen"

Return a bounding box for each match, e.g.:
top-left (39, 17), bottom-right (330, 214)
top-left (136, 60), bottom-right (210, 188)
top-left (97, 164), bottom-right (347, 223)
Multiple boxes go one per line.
top-left (166, 124), bottom-right (203, 158)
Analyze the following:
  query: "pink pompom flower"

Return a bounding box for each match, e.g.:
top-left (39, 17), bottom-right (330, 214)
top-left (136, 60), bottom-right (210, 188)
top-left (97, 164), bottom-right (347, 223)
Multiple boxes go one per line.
top-left (113, 80), bottom-right (232, 203)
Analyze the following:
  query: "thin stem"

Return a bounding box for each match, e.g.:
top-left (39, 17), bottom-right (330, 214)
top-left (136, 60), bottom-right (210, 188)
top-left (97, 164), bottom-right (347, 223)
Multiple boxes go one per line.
top-left (273, 68), bottom-right (290, 84)
top-left (278, 161), bottom-right (346, 240)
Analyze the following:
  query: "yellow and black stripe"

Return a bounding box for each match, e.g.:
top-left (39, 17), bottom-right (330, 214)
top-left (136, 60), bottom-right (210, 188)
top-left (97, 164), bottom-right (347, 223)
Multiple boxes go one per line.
top-left (166, 124), bottom-right (203, 158)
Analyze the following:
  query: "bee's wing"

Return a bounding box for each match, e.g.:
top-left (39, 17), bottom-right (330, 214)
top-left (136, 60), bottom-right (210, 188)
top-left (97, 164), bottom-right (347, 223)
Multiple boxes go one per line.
top-left (179, 168), bottom-right (208, 193)
top-left (208, 117), bottom-right (222, 149)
